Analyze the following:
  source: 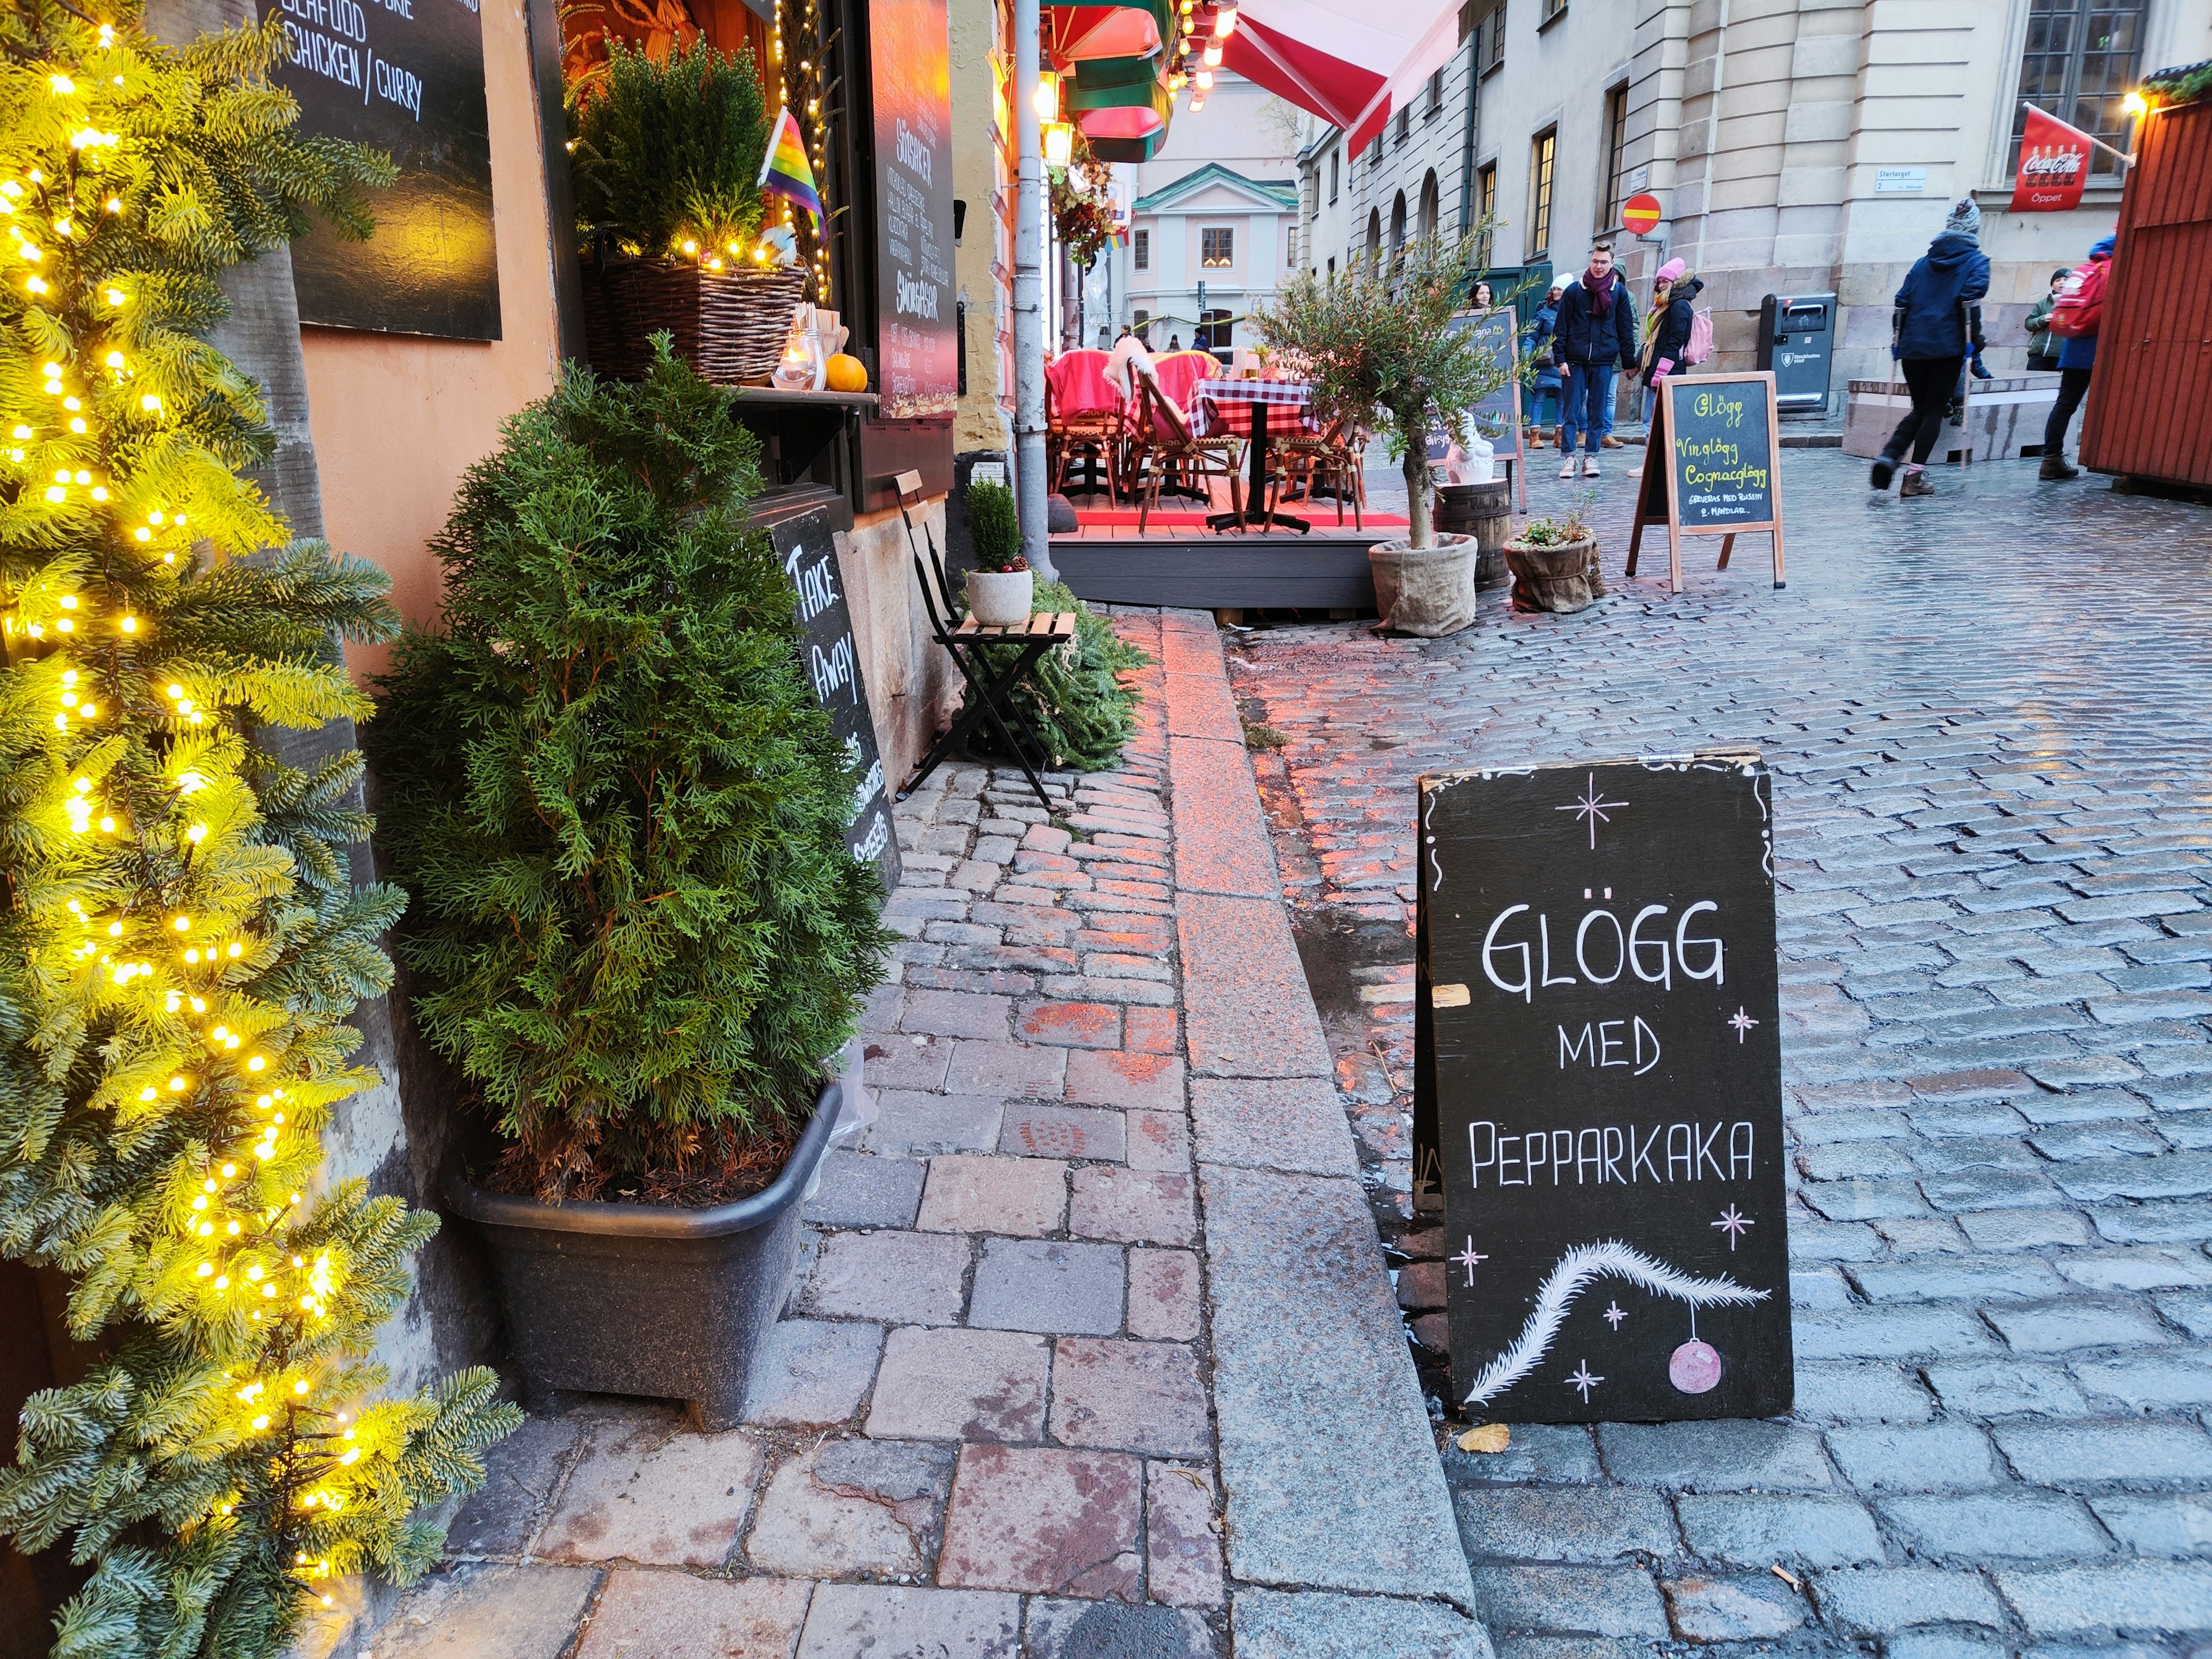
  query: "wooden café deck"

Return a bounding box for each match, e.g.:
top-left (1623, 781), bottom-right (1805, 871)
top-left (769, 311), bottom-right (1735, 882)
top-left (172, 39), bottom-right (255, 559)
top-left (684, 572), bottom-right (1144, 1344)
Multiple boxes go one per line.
top-left (1048, 485), bottom-right (1402, 612)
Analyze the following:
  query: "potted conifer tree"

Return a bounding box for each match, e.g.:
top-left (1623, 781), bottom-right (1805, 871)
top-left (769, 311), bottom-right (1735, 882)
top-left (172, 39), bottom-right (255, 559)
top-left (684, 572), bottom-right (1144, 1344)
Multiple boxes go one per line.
top-left (368, 343), bottom-right (891, 1429)
top-left (1255, 232), bottom-right (1521, 636)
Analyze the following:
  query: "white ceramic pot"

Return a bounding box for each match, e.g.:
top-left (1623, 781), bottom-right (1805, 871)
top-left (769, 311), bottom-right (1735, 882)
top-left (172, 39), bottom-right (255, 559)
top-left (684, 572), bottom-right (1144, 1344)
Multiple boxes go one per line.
top-left (966, 569), bottom-right (1035, 627)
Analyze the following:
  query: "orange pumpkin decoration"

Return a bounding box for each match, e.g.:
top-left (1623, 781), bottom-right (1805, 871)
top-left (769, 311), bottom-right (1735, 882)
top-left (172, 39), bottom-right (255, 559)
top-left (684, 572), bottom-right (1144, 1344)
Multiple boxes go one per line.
top-left (825, 353), bottom-right (869, 393)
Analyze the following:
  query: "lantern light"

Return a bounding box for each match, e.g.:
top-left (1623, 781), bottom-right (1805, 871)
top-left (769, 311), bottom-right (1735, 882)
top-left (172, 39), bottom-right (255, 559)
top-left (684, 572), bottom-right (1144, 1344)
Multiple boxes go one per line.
top-left (1214, 4), bottom-right (1237, 35)
top-left (2122, 89), bottom-right (2149, 116)
top-left (1203, 39), bottom-right (1224, 65)
top-left (1195, 67), bottom-right (1215, 89)
top-left (1034, 71), bottom-right (1060, 122)
top-left (1043, 120), bottom-right (1074, 168)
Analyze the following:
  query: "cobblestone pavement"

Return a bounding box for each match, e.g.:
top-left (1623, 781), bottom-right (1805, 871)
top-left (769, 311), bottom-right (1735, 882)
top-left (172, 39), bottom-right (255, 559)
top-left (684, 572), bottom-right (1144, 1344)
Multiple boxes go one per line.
top-left (359, 612), bottom-right (1479, 1659)
top-left (1225, 450), bottom-right (2212, 1657)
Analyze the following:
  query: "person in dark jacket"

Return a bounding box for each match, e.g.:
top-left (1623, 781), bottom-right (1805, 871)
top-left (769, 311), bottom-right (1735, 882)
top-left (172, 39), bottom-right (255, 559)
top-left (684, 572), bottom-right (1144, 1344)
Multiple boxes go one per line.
top-left (1552, 241), bottom-right (1638, 477)
top-left (2040, 236), bottom-right (2113, 480)
top-left (2024, 267), bottom-right (2070, 371)
top-left (1870, 199), bottom-right (1991, 498)
top-left (1640, 256), bottom-right (1702, 425)
top-left (1524, 283), bottom-right (1565, 445)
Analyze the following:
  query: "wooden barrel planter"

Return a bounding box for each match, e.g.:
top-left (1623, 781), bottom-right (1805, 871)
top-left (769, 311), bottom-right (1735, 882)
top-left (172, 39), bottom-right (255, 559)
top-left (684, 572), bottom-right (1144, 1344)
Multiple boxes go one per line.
top-left (1502, 533), bottom-right (1606, 615)
top-left (580, 253), bottom-right (806, 384)
top-left (1434, 479), bottom-right (1513, 589)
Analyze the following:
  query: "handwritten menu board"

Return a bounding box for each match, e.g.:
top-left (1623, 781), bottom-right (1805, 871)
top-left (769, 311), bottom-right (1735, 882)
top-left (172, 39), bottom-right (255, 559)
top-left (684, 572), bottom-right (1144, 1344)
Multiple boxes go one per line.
top-left (1628, 373), bottom-right (1787, 593)
top-left (768, 506), bottom-right (902, 896)
top-left (274, 0), bottom-right (501, 339)
top-left (1415, 755), bottom-right (1792, 1422)
top-left (870, 0), bottom-right (957, 418)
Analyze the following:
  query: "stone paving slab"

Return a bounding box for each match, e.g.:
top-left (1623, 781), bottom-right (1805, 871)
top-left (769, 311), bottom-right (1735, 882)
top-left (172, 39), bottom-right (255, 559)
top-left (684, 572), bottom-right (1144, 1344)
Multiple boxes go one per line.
top-left (1169, 733), bottom-right (1281, 899)
top-left (1226, 449), bottom-right (2212, 1658)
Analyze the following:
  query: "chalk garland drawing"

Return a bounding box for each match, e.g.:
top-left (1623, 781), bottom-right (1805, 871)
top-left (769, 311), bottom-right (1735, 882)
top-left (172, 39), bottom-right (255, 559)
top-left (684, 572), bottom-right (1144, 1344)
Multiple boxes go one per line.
top-left (1461, 1240), bottom-right (1771, 1407)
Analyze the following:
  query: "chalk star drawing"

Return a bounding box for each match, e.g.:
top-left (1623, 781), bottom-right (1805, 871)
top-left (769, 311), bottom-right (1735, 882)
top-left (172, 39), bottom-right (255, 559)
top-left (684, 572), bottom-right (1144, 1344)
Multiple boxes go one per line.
top-left (1450, 1238), bottom-right (1489, 1287)
top-left (1603, 1301), bottom-right (1627, 1330)
top-left (1463, 1241), bottom-right (1770, 1406)
top-left (1555, 772), bottom-right (1630, 850)
top-left (1712, 1205), bottom-right (1753, 1249)
top-left (1728, 1006), bottom-right (1760, 1042)
top-left (1566, 1361), bottom-right (1604, 1402)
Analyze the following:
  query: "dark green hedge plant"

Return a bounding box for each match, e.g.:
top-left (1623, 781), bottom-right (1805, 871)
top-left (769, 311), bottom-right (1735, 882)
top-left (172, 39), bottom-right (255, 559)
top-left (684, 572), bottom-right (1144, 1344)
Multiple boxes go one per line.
top-left (367, 344), bottom-right (889, 1201)
top-left (963, 580), bottom-right (1147, 772)
top-left (569, 37), bottom-right (769, 260)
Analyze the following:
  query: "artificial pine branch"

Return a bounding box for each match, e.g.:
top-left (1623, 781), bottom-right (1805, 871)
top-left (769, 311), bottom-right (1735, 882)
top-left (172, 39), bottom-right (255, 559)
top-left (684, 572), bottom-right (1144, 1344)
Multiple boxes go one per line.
top-left (0, 9), bottom-right (516, 1656)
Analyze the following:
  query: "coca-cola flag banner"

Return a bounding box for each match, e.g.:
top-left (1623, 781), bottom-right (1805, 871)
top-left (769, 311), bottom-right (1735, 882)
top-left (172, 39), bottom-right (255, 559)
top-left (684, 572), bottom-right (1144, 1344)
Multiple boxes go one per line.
top-left (2012, 104), bottom-right (2093, 212)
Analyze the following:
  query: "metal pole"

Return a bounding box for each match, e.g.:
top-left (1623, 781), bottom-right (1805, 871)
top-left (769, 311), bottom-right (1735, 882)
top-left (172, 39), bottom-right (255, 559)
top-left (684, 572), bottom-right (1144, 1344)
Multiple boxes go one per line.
top-left (1014, 0), bottom-right (1054, 578)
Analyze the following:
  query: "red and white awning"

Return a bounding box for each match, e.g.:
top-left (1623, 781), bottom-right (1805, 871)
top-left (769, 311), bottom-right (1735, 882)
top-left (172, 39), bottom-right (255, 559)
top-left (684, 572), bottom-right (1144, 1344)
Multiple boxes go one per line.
top-left (1222, 0), bottom-right (1461, 156)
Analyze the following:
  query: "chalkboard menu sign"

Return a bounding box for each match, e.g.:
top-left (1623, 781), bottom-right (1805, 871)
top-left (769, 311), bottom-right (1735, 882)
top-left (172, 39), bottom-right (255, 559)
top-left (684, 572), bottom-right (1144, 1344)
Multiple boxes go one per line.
top-left (869, 0), bottom-right (958, 418)
top-left (1415, 754), bottom-right (1792, 1422)
top-left (274, 0), bottom-right (501, 340)
top-left (767, 506), bottom-right (902, 896)
top-left (1627, 372), bottom-right (1786, 593)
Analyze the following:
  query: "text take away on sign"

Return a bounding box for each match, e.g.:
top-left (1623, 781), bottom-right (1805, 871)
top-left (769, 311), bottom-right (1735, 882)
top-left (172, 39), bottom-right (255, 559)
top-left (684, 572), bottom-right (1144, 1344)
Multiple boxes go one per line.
top-left (1628, 372), bottom-right (1786, 596)
top-left (1414, 753), bottom-right (1792, 1422)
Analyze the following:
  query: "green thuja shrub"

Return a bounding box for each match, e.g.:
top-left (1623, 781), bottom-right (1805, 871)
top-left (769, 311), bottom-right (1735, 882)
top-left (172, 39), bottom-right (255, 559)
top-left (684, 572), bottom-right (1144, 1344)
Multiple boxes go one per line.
top-left (367, 343), bottom-right (891, 1201)
top-left (967, 478), bottom-right (1023, 572)
top-left (569, 38), bottom-right (770, 259)
top-left (0, 10), bottom-right (514, 1657)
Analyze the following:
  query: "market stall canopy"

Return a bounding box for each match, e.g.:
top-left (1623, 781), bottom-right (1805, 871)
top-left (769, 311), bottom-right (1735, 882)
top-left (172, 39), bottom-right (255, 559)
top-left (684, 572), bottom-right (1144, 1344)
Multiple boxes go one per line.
top-left (1048, 0), bottom-right (1171, 65)
top-left (1075, 77), bottom-right (1171, 151)
top-left (1222, 0), bottom-right (1460, 155)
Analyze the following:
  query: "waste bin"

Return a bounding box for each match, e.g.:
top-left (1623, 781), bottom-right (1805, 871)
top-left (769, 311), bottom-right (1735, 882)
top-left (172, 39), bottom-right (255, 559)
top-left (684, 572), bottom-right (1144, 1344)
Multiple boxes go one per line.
top-left (1757, 292), bottom-right (1838, 416)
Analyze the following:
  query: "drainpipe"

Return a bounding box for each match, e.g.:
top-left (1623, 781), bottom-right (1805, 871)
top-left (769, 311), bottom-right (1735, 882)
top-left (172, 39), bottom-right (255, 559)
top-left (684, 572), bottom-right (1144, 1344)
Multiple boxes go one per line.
top-left (1014, 0), bottom-right (1055, 577)
top-left (1690, 0), bottom-right (1729, 280)
top-left (1456, 26), bottom-right (1479, 237)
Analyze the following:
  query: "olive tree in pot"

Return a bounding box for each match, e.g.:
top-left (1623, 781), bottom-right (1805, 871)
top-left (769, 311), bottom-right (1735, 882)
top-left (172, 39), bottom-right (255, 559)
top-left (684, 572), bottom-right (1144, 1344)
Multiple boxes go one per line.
top-left (367, 343), bottom-right (892, 1428)
top-left (964, 476), bottom-right (1033, 625)
top-left (1255, 231), bottom-right (1521, 636)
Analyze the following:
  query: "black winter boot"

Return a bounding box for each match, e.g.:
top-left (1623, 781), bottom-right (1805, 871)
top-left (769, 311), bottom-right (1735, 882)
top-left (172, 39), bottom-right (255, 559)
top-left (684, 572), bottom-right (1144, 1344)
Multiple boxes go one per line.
top-left (2040, 452), bottom-right (2080, 481)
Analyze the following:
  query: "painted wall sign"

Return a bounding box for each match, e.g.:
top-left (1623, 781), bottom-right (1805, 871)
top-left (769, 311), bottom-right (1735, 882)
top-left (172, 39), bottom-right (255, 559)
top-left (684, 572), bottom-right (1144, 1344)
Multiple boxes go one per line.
top-left (1414, 754), bottom-right (1792, 1422)
top-left (274, 0), bottom-right (502, 340)
top-left (769, 506), bottom-right (903, 895)
top-left (870, 0), bottom-right (958, 418)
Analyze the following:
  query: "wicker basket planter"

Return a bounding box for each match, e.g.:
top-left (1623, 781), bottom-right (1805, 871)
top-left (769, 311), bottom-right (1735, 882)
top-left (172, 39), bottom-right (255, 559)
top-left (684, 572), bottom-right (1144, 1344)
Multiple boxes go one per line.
top-left (580, 253), bottom-right (806, 385)
top-left (1503, 533), bottom-right (1607, 614)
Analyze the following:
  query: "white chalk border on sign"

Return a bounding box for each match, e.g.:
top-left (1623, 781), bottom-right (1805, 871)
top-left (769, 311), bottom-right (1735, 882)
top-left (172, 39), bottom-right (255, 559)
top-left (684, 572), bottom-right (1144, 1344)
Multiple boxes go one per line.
top-left (1627, 370), bottom-right (1787, 595)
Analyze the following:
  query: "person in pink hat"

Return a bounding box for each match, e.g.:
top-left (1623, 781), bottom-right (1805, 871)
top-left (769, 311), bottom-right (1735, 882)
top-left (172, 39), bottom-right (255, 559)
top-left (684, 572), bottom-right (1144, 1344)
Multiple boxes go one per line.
top-left (1638, 256), bottom-right (1703, 428)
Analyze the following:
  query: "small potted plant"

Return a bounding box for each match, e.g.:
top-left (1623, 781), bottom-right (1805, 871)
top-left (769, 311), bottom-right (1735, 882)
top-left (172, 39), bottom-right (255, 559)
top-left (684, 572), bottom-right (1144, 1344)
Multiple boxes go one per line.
top-left (1255, 229), bottom-right (1523, 637)
top-left (569, 39), bottom-right (802, 384)
top-left (964, 476), bottom-right (1034, 626)
top-left (368, 343), bottom-right (891, 1428)
top-left (1503, 491), bottom-right (1607, 613)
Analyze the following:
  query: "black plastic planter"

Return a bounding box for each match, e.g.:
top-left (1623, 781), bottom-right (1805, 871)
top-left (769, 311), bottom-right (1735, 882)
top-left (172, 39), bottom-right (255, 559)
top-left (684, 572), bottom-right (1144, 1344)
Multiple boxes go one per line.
top-left (448, 1081), bottom-right (840, 1429)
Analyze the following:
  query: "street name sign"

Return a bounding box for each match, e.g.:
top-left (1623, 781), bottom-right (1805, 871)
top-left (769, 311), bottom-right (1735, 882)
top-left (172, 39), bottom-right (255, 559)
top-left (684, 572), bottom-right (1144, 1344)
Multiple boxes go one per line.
top-left (1414, 753), bottom-right (1793, 1421)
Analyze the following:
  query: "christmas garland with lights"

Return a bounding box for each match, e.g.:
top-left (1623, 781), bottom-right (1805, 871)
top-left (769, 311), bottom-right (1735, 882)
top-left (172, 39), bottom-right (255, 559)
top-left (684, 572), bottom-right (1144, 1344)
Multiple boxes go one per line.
top-left (0, 7), bottom-right (516, 1657)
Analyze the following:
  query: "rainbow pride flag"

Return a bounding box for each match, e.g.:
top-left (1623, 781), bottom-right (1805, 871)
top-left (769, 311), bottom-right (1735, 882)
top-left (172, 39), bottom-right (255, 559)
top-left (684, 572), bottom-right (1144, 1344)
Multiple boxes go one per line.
top-left (759, 107), bottom-right (823, 226)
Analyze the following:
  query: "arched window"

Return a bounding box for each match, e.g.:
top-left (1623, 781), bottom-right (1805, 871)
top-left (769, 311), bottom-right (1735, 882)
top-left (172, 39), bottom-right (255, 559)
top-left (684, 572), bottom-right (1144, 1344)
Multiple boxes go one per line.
top-left (1389, 192), bottom-right (1408, 260)
top-left (1365, 209), bottom-right (1382, 272)
top-left (1418, 171), bottom-right (1441, 243)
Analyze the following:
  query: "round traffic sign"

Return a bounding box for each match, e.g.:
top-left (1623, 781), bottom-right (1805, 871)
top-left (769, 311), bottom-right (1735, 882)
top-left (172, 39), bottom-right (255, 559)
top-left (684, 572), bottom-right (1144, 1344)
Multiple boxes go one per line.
top-left (1622, 192), bottom-right (1663, 234)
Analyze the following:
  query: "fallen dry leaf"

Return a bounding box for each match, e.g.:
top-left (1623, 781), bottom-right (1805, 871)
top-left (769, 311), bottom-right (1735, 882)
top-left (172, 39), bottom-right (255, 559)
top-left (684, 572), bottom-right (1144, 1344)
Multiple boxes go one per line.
top-left (1456, 1424), bottom-right (1511, 1453)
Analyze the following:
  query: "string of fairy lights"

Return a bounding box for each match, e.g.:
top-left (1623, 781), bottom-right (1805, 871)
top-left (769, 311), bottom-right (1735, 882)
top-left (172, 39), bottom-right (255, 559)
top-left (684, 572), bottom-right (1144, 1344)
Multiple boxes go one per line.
top-left (2, 23), bottom-right (364, 1611)
top-left (770, 0), bottom-right (834, 301)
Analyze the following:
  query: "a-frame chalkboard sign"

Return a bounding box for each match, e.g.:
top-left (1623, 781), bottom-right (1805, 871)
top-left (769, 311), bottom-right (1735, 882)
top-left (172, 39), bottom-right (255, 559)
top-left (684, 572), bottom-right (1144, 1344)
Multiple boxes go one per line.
top-left (1627, 372), bottom-right (1787, 595)
top-left (1414, 753), bottom-right (1793, 1422)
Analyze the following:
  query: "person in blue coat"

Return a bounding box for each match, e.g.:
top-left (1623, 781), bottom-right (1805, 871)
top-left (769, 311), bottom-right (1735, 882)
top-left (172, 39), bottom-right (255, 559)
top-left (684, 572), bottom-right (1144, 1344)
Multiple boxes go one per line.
top-left (1870, 199), bottom-right (1991, 498)
top-left (2039, 234), bottom-right (2114, 480)
top-left (1524, 283), bottom-right (1565, 445)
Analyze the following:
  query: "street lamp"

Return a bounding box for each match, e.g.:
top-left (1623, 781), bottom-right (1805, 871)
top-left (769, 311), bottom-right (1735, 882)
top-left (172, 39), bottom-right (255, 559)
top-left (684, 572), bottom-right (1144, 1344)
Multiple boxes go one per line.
top-left (1035, 71), bottom-right (1060, 122)
top-left (1043, 119), bottom-right (1074, 168)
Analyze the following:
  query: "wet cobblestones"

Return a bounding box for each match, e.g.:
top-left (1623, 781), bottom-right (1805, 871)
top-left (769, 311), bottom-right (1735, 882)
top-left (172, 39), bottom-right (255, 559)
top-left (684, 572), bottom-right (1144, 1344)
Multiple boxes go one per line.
top-left (1227, 451), bottom-right (2212, 1657)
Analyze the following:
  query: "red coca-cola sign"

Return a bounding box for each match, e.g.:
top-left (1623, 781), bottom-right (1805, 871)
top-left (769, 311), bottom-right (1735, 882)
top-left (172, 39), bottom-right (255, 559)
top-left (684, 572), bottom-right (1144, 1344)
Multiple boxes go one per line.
top-left (2012, 104), bottom-right (2093, 212)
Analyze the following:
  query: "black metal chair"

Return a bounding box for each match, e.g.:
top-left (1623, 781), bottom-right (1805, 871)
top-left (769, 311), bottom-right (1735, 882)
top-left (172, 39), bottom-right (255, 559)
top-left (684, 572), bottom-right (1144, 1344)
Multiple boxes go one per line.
top-left (893, 472), bottom-right (1076, 813)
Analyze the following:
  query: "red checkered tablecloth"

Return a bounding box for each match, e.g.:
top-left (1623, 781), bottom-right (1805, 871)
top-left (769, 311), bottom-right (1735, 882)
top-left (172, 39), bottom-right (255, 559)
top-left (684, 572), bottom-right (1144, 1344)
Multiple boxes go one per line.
top-left (1192, 379), bottom-right (1320, 440)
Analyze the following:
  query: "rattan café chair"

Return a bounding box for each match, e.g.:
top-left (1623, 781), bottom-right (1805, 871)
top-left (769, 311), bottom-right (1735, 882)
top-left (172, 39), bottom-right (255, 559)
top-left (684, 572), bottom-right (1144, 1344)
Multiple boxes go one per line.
top-left (1267, 417), bottom-right (1365, 532)
top-left (1128, 376), bottom-right (1245, 533)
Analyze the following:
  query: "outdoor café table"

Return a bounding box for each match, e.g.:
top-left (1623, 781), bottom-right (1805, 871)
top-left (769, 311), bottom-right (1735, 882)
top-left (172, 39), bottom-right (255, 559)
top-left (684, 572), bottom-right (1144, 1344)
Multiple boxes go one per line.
top-left (1194, 377), bottom-right (1320, 533)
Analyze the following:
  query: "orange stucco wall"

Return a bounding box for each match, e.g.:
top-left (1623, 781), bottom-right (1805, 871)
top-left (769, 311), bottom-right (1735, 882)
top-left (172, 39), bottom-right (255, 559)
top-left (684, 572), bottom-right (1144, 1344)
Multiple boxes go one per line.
top-left (300, 0), bottom-right (562, 678)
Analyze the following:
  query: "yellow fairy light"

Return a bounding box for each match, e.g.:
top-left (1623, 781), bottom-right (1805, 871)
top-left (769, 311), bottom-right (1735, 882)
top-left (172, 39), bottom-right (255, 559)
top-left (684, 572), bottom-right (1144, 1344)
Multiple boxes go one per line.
top-left (11, 425), bottom-right (29, 439)
top-left (49, 75), bottom-right (74, 95)
top-left (119, 613), bottom-right (133, 630)
top-left (104, 351), bottom-right (124, 369)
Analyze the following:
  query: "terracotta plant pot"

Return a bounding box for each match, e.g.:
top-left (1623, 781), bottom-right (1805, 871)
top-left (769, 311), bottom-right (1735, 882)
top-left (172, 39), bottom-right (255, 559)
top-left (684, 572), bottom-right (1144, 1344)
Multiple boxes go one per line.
top-left (966, 568), bottom-right (1035, 627)
top-left (1367, 534), bottom-right (1479, 637)
top-left (1503, 533), bottom-right (1607, 615)
top-left (448, 1080), bottom-right (839, 1429)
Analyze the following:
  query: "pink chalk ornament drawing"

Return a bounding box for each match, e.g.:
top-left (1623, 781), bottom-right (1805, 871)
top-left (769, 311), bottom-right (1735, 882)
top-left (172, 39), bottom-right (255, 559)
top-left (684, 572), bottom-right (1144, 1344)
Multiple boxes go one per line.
top-left (1669, 1339), bottom-right (1724, 1394)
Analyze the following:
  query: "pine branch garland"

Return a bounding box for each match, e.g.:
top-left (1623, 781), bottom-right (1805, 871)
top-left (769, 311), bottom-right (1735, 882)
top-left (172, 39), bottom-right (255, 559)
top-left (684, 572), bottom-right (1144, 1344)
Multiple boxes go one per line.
top-left (0, 8), bottom-right (516, 1657)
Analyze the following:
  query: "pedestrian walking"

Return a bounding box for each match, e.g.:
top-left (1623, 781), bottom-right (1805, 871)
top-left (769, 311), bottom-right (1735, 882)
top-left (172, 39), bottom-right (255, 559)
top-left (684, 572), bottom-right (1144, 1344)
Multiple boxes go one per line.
top-left (2024, 267), bottom-right (2070, 372)
top-left (2038, 236), bottom-right (2113, 481)
top-left (1523, 282), bottom-right (1566, 448)
top-left (1639, 256), bottom-right (1702, 428)
top-left (1870, 199), bottom-right (1990, 498)
top-left (1552, 242), bottom-right (1638, 478)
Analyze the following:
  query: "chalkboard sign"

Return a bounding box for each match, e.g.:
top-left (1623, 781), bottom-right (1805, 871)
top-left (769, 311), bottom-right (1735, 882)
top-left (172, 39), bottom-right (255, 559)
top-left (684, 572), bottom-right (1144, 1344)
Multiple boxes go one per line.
top-left (870, 0), bottom-right (958, 419)
top-left (1627, 372), bottom-right (1786, 594)
top-left (1431, 308), bottom-right (1527, 512)
top-left (275, 0), bottom-right (501, 340)
top-left (768, 506), bottom-right (902, 896)
top-left (1415, 753), bottom-right (1792, 1422)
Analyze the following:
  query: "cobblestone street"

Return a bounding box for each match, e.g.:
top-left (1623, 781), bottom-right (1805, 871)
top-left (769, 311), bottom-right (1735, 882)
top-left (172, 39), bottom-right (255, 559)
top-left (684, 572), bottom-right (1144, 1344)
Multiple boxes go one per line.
top-left (1228, 450), bottom-right (2212, 1656)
